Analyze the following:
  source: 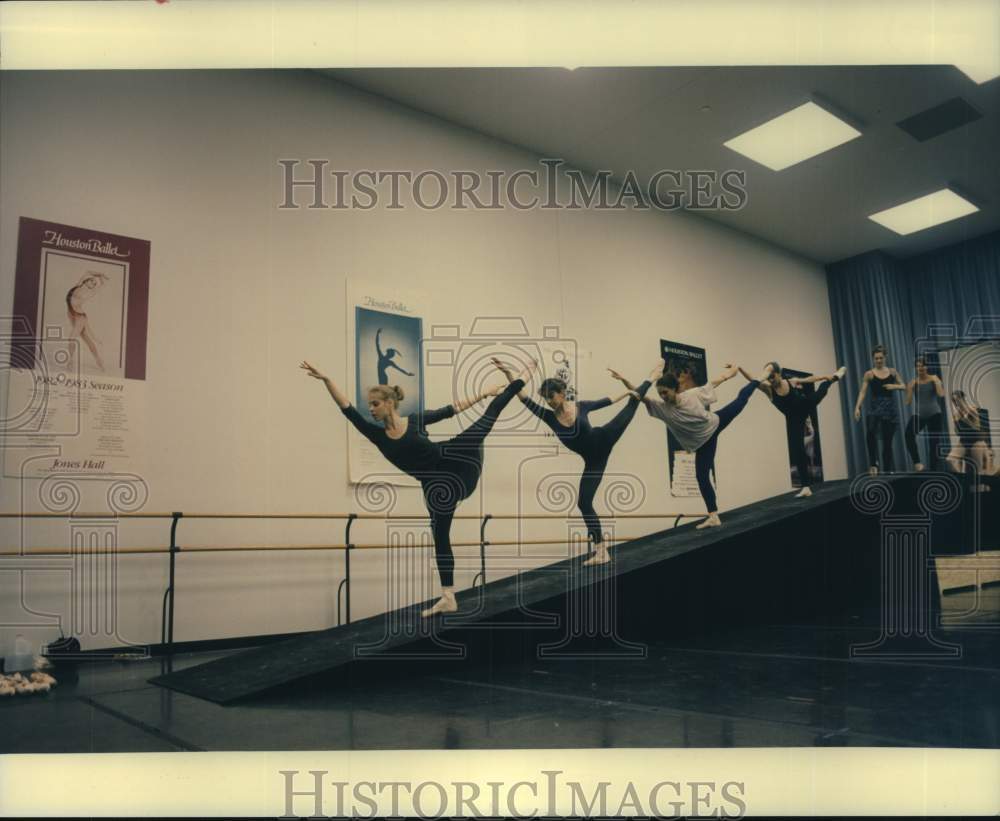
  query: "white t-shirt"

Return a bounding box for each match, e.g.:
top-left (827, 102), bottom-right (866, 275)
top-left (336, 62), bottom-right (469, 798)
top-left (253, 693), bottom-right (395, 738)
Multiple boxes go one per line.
top-left (645, 385), bottom-right (719, 452)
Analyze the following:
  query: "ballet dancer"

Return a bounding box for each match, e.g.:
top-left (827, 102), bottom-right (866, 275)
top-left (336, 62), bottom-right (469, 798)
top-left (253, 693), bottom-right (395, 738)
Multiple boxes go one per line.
top-left (904, 357), bottom-right (945, 472)
top-left (66, 271), bottom-right (109, 372)
top-left (301, 358), bottom-right (530, 616)
top-left (743, 362), bottom-right (846, 498)
top-left (496, 357), bottom-right (654, 566)
top-left (643, 359), bottom-right (760, 528)
top-left (853, 345), bottom-right (905, 475)
top-left (375, 327), bottom-right (414, 385)
top-left (947, 391), bottom-right (994, 490)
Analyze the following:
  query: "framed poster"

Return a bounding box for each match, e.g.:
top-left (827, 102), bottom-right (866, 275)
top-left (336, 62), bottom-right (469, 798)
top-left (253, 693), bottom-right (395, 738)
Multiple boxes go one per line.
top-left (3, 217), bottom-right (150, 478)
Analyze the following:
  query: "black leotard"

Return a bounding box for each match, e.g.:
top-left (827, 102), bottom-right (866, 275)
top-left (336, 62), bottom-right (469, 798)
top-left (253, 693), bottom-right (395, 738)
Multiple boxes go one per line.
top-left (341, 379), bottom-right (524, 587)
top-left (520, 381), bottom-right (651, 544)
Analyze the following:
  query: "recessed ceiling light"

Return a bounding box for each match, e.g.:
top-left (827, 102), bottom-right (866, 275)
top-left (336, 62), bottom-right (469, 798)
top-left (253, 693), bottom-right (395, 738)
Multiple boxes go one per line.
top-left (868, 188), bottom-right (979, 235)
top-left (723, 101), bottom-right (861, 171)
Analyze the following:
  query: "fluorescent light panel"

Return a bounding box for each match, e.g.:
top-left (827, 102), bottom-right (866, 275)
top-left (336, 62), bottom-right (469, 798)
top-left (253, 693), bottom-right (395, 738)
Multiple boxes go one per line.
top-left (868, 189), bottom-right (979, 235)
top-left (723, 101), bottom-right (861, 171)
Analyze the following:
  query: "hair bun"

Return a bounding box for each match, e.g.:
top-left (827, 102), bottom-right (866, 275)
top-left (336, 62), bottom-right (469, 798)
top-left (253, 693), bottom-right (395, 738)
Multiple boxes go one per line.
top-left (393, 385), bottom-right (405, 402)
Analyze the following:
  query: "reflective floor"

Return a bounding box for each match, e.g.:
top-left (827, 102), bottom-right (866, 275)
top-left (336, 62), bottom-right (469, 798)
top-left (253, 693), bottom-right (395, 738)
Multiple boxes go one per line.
top-left (3, 589), bottom-right (998, 753)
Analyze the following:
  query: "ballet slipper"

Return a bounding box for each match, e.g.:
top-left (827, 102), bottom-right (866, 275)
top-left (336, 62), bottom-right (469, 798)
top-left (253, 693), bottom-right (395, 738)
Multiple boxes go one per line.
top-left (696, 514), bottom-right (722, 529)
top-left (834, 365), bottom-right (847, 381)
top-left (795, 486), bottom-right (813, 498)
top-left (583, 546), bottom-right (610, 566)
top-left (421, 591), bottom-right (458, 618)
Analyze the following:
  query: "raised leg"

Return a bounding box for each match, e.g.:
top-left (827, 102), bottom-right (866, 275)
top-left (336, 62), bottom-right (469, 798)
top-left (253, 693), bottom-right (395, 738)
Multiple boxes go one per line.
top-left (599, 380), bottom-right (653, 448)
top-left (452, 379), bottom-right (525, 448)
top-left (715, 380), bottom-right (759, 433)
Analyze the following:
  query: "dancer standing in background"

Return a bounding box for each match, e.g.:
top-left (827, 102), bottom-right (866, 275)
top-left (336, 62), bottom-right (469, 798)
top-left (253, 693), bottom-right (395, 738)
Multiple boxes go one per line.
top-left (644, 359), bottom-right (760, 528)
top-left (742, 362), bottom-right (846, 498)
top-left (947, 390), bottom-right (994, 490)
top-left (499, 357), bottom-right (654, 566)
top-left (65, 271), bottom-right (109, 372)
top-left (301, 358), bottom-right (530, 616)
top-left (904, 357), bottom-right (946, 471)
top-left (854, 345), bottom-right (905, 475)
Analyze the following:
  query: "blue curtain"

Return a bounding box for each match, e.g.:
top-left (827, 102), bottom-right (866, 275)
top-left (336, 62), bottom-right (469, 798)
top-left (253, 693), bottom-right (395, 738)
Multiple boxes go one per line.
top-left (826, 230), bottom-right (1000, 474)
top-left (905, 230), bottom-right (1000, 340)
top-left (827, 251), bottom-right (915, 473)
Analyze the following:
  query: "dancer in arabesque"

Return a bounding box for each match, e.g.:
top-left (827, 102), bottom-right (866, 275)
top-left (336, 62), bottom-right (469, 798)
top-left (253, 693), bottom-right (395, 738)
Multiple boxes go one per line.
top-left (643, 359), bottom-right (761, 528)
top-left (495, 356), bottom-right (654, 566)
top-left (302, 357), bottom-right (531, 616)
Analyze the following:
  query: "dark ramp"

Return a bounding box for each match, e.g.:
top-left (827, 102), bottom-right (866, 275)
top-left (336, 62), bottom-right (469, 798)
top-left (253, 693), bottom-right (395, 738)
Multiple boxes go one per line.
top-left (151, 475), bottom-right (984, 704)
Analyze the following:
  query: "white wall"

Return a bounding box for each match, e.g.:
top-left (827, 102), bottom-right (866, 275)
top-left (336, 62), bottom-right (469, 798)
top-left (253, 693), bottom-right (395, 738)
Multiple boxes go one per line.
top-left (0, 70), bottom-right (846, 657)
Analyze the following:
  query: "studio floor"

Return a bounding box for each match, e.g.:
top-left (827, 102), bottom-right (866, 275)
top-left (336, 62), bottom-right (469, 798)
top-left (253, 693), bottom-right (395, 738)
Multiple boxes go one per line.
top-left (3, 589), bottom-right (998, 754)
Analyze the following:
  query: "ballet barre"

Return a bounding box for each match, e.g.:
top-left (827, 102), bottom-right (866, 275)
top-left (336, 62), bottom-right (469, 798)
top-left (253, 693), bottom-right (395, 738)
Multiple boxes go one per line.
top-left (0, 509), bottom-right (703, 649)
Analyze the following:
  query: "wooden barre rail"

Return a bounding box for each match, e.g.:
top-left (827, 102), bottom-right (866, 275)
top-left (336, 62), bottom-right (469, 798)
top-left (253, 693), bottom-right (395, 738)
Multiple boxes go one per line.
top-left (1, 508), bottom-right (704, 647)
top-left (0, 537), bottom-right (634, 557)
top-left (0, 511), bottom-right (702, 521)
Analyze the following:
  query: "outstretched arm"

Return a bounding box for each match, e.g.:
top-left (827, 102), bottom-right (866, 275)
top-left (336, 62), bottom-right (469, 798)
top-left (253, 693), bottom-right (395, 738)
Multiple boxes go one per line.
top-left (301, 360), bottom-right (382, 439)
top-left (300, 361), bottom-right (350, 408)
top-left (738, 365), bottom-right (771, 395)
top-left (490, 356), bottom-right (532, 400)
top-left (792, 374), bottom-right (829, 385)
top-left (451, 382), bottom-right (505, 414)
top-left (709, 364), bottom-right (739, 389)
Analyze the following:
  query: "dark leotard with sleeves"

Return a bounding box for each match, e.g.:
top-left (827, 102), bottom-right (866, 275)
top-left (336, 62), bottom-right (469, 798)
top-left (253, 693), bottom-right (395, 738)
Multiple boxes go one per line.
top-left (519, 381), bottom-right (651, 544)
top-left (340, 403), bottom-right (455, 476)
top-left (339, 380), bottom-right (524, 587)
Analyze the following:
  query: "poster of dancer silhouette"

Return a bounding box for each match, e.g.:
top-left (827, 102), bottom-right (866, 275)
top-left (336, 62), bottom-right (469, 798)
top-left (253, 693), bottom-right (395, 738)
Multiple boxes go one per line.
top-left (659, 339), bottom-right (710, 498)
top-left (782, 367), bottom-right (825, 487)
top-left (4, 217), bottom-right (150, 479)
top-left (347, 279), bottom-right (425, 486)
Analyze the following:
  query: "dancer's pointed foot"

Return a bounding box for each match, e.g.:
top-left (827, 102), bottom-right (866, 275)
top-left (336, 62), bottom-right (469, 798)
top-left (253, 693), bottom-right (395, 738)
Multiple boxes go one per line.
top-left (834, 365), bottom-right (847, 381)
top-left (583, 546), bottom-right (610, 566)
top-left (421, 591), bottom-right (458, 618)
top-left (696, 513), bottom-right (722, 529)
top-left (795, 486), bottom-right (813, 498)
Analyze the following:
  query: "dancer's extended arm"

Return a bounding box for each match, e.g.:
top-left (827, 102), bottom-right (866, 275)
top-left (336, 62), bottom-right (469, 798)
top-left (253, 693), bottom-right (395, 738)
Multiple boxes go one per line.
top-left (737, 365), bottom-right (771, 395)
top-left (301, 361), bottom-right (381, 438)
top-left (709, 364), bottom-right (739, 389)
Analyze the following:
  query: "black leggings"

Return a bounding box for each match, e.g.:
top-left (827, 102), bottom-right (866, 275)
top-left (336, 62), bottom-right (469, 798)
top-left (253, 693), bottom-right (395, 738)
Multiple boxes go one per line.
top-left (904, 413), bottom-right (945, 469)
top-left (423, 379), bottom-right (524, 587)
top-left (865, 415), bottom-right (898, 471)
top-left (695, 381), bottom-right (759, 513)
top-left (784, 379), bottom-right (833, 488)
top-left (577, 387), bottom-right (649, 545)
